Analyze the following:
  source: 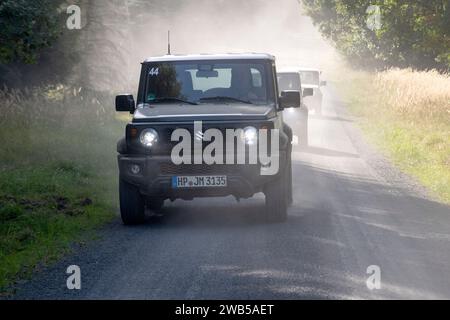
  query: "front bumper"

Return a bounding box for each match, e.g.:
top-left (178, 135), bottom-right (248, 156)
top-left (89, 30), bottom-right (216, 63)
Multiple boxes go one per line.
top-left (118, 154), bottom-right (286, 200)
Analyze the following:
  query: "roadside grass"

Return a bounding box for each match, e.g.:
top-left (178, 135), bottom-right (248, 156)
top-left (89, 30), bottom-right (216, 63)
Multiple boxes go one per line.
top-left (0, 86), bottom-right (125, 293)
top-left (334, 67), bottom-right (450, 203)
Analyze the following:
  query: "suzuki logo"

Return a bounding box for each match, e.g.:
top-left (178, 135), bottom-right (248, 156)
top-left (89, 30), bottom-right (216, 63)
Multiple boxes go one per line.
top-left (195, 131), bottom-right (204, 141)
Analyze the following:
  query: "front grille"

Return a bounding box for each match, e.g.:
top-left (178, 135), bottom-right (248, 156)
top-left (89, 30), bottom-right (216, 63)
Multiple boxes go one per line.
top-left (159, 126), bottom-right (272, 156)
top-left (130, 121), bottom-right (274, 156)
top-left (159, 163), bottom-right (256, 175)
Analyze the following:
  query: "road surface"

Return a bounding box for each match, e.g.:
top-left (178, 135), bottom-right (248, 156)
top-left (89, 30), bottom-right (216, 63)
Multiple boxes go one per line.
top-left (11, 85), bottom-right (450, 299)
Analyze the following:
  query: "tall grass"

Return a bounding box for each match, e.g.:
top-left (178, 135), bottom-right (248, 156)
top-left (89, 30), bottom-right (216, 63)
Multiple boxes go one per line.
top-left (0, 85), bottom-right (124, 292)
top-left (375, 69), bottom-right (450, 121)
top-left (0, 85), bottom-right (122, 167)
top-left (0, 85), bottom-right (118, 129)
top-left (335, 67), bottom-right (450, 203)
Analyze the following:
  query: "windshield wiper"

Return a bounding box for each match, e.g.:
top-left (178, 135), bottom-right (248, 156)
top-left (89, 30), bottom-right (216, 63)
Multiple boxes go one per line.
top-left (199, 96), bottom-right (253, 105)
top-left (150, 97), bottom-right (198, 105)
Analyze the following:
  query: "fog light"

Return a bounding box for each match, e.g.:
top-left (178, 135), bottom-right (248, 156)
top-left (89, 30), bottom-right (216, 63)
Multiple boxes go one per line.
top-left (130, 164), bottom-right (141, 175)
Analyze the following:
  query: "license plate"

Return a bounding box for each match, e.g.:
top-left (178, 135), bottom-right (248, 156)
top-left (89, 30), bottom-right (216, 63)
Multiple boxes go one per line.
top-left (172, 176), bottom-right (227, 188)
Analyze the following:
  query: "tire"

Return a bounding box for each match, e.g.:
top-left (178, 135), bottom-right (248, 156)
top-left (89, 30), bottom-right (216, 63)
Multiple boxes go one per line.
top-left (119, 179), bottom-right (145, 225)
top-left (287, 154), bottom-right (293, 206)
top-left (264, 165), bottom-right (288, 223)
top-left (146, 197), bottom-right (164, 211)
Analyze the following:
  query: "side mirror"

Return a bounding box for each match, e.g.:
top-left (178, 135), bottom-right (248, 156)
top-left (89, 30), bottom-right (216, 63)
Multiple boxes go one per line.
top-left (116, 94), bottom-right (135, 113)
top-left (320, 80), bottom-right (327, 86)
top-left (279, 90), bottom-right (301, 109)
top-left (303, 88), bottom-right (314, 98)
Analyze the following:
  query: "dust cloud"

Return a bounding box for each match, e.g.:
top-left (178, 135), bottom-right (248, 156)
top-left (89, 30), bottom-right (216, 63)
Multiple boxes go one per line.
top-left (82, 0), bottom-right (338, 91)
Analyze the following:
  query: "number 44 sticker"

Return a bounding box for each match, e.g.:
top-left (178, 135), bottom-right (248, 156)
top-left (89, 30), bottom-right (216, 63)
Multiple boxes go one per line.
top-left (149, 67), bottom-right (159, 76)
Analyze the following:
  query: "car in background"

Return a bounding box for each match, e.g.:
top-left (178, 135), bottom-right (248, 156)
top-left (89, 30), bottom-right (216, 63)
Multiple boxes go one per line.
top-left (277, 68), bottom-right (313, 147)
top-left (298, 68), bottom-right (327, 115)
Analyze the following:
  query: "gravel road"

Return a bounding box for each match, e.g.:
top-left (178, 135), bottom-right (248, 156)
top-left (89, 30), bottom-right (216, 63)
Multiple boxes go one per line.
top-left (10, 83), bottom-right (450, 300)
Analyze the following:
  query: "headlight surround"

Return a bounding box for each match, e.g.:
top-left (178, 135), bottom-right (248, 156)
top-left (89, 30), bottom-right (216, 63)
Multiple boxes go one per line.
top-left (243, 126), bottom-right (258, 145)
top-left (139, 128), bottom-right (159, 147)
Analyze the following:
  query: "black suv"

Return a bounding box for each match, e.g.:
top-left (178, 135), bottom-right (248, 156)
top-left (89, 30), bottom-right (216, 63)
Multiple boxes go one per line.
top-left (115, 53), bottom-right (303, 225)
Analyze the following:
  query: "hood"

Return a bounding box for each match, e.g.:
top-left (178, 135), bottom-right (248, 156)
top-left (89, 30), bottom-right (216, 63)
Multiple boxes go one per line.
top-left (132, 103), bottom-right (276, 122)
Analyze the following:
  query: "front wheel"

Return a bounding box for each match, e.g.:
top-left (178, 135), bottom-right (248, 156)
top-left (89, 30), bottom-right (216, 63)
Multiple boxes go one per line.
top-left (264, 166), bottom-right (288, 223)
top-left (119, 179), bottom-right (145, 225)
top-left (287, 154), bottom-right (293, 206)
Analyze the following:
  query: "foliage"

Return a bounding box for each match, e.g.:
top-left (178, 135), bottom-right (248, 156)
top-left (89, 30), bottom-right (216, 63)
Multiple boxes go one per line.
top-left (0, 0), bottom-right (64, 64)
top-left (302, 0), bottom-right (450, 70)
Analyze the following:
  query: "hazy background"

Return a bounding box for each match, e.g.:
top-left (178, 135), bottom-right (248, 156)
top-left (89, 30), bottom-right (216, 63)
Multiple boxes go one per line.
top-left (79, 0), bottom-right (338, 92)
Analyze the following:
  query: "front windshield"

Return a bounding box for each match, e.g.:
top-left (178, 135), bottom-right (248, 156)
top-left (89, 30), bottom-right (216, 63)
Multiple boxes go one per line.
top-left (277, 73), bottom-right (301, 91)
top-left (144, 60), bottom-right (273, 105)
top-left (299, 71), bottom-right (320, 86)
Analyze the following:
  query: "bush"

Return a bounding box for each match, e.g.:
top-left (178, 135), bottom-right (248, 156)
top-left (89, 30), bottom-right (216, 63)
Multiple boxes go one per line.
top-left (0, 203), bottom-right (25, 222)
top-left (0, 0), bottom-right (64, 64)
top-left (302, 0), bottom-right (450, 70)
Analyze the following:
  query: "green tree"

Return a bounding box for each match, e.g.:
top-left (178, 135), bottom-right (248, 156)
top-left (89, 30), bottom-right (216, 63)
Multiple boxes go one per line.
top-left (302, 0), bottom-right (450, 70)
top-left (0, 0), bottom-right (63, 64)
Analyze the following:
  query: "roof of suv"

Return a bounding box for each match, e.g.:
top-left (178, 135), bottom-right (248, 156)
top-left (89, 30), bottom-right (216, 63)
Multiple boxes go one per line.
top-left (144, 53), bottom-right (275, 63)
top-left (278, 67), bottom-right (321, 73)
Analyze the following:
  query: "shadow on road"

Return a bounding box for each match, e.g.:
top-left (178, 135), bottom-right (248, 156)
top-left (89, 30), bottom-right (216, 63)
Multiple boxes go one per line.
top-left (133, 160), bottom-right (450, 299)
top-left (9, 160), bottom-right (450, 300)
top-left (146, 197), bottom-right (269, 229)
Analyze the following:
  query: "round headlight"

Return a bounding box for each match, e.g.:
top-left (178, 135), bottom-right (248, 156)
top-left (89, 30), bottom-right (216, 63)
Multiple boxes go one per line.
top-left (243, 126), bottom-right (258, 145)
top-left (140, 128), bottom-right (159, 147)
